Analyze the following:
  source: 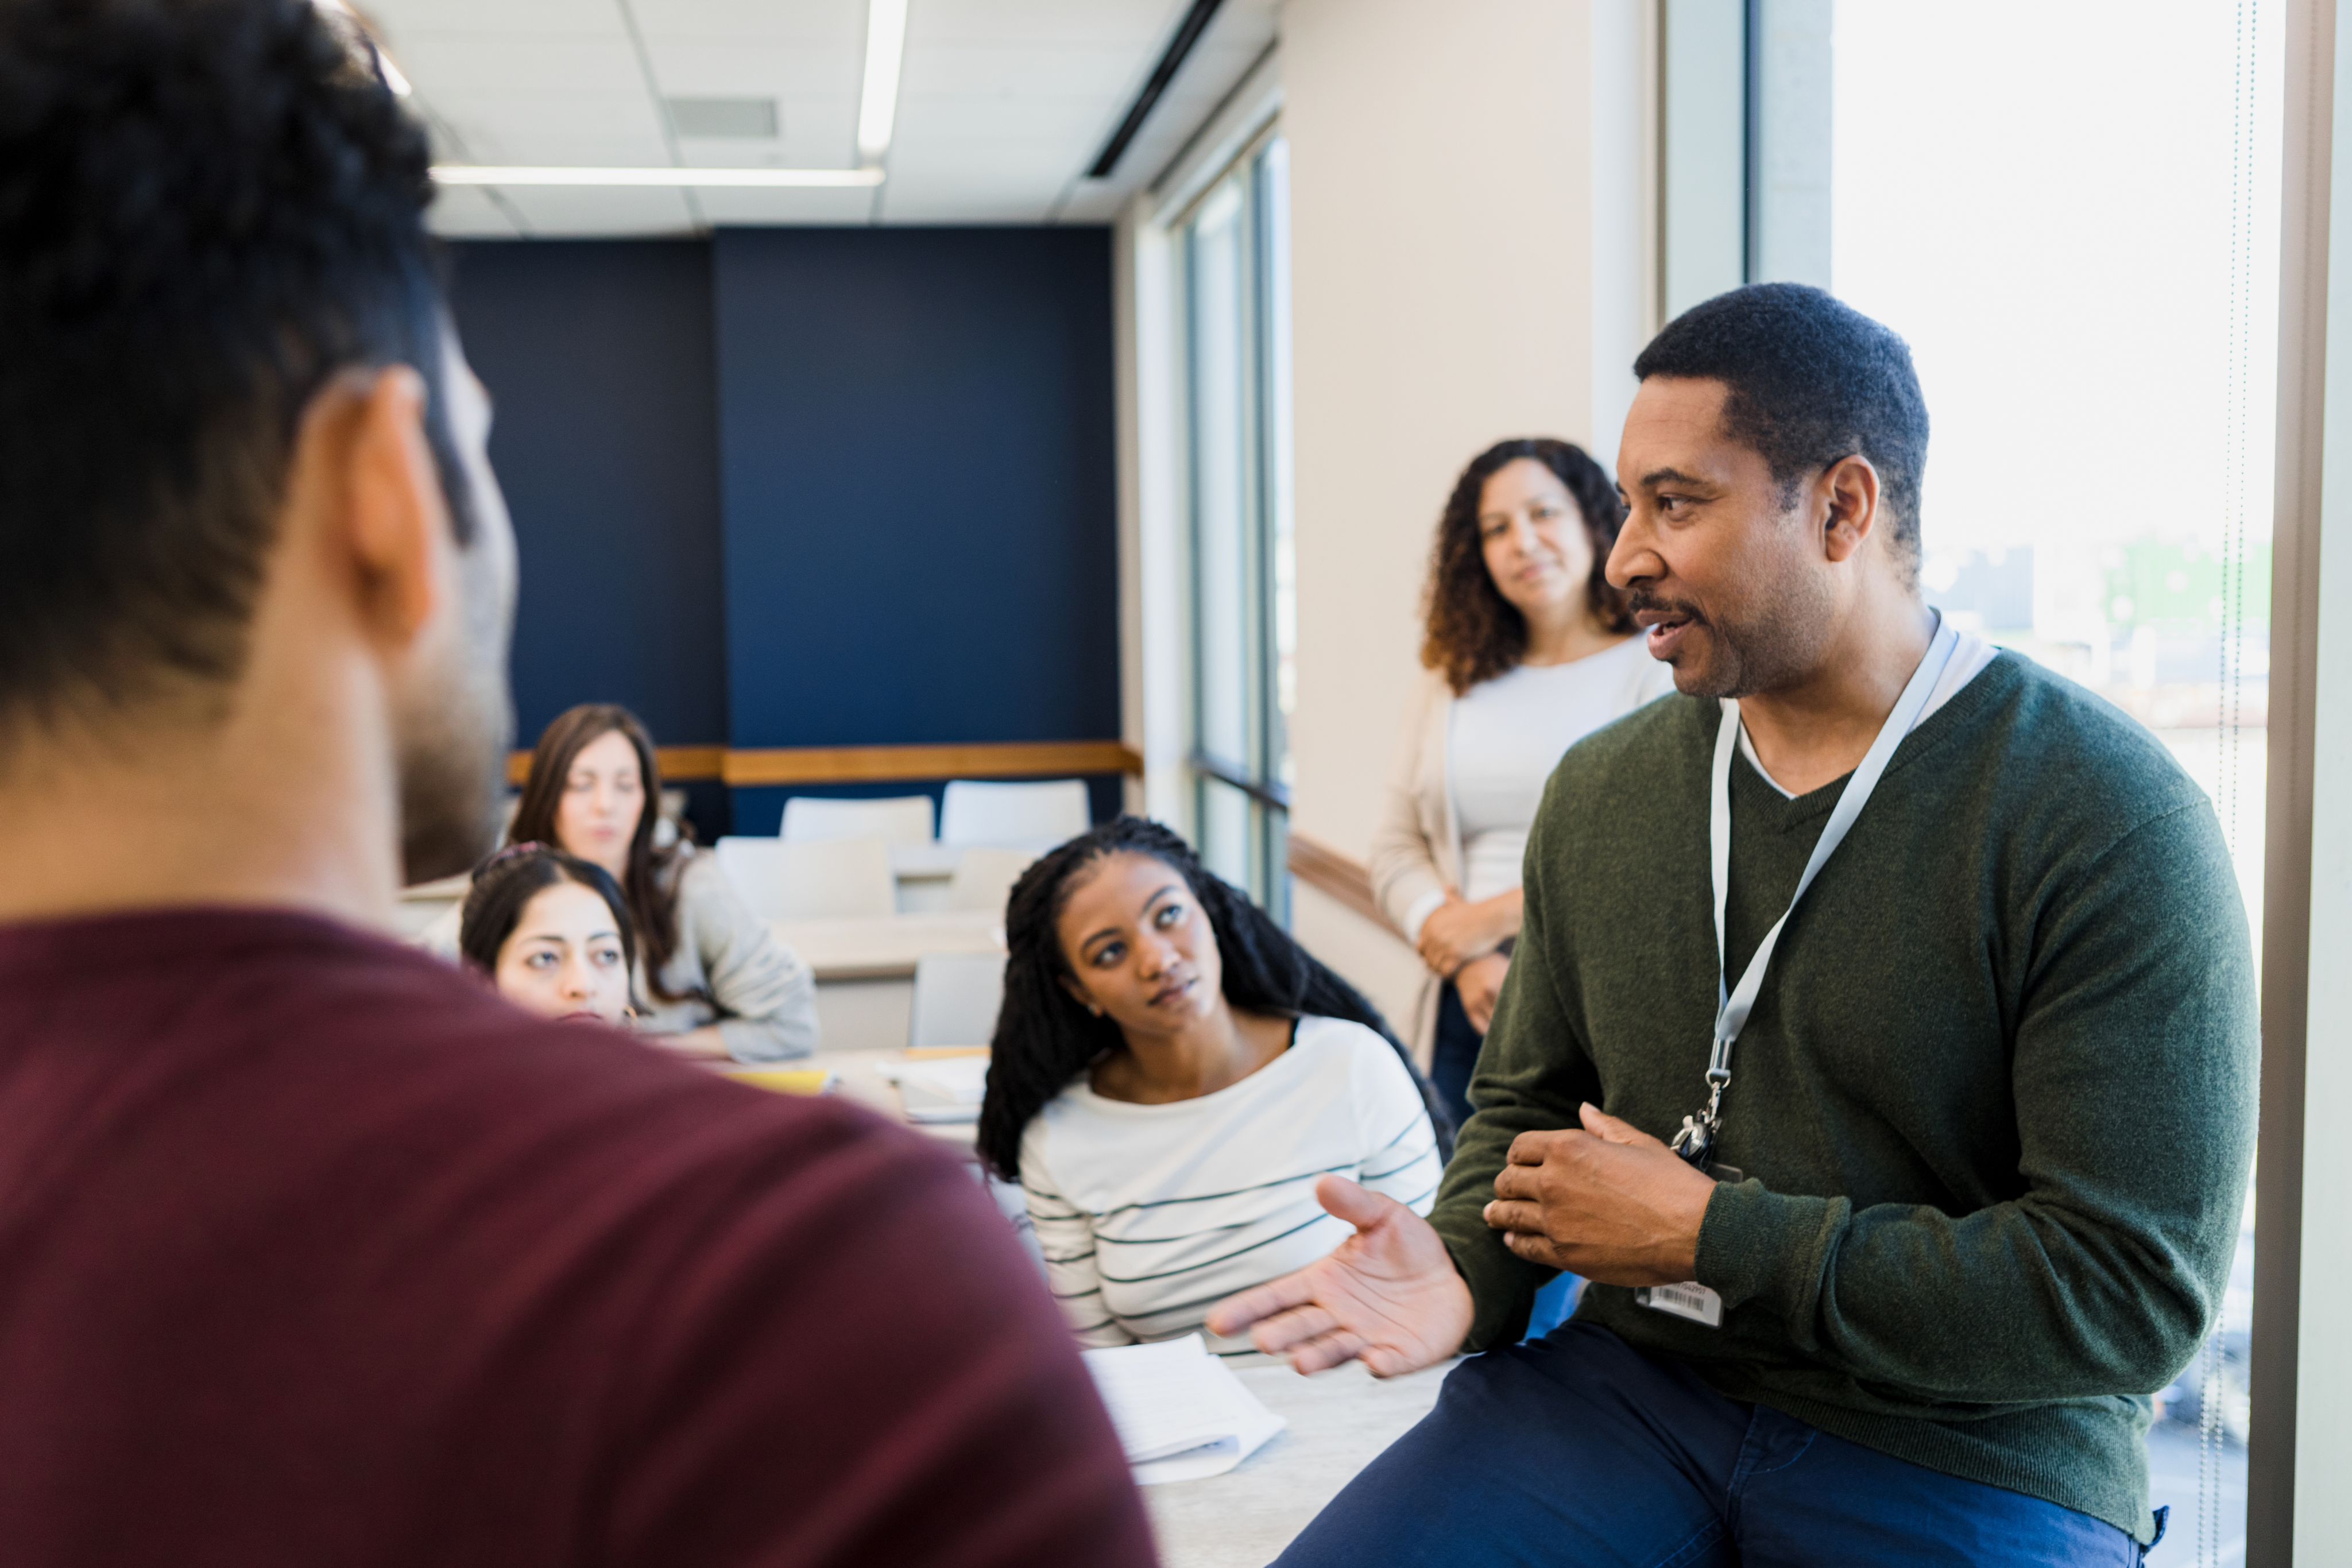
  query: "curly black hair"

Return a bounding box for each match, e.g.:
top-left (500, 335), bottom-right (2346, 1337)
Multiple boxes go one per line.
top-left (0, 0), bottom-right (469, 740)
top-left (976, 816), bottom-right (1453, 1180)
top-left (1421, 438), bottom-right (1633, 695)
top-left (1634, 283), bottom-right (1929, 571)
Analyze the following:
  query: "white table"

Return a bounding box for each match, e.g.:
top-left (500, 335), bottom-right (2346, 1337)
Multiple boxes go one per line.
top-left (769, 912), bottom-right (1004, 1054)
top-left (791, 1046), bottom-right (980, 1153)
top-left (768, 911), bottom-right (1002, 982)
top-left (1145, 1356), bottom-right (1454, 1567)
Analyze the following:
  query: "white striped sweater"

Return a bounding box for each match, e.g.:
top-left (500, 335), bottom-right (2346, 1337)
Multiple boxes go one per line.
top-left (1018, 1016), bottom-right (1442, 1350)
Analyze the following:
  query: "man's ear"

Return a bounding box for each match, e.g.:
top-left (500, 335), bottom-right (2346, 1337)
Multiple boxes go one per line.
top-left (1817, 454), bottom-right (1882, 564)
top-left (331, 363), bottom-right (448, 652)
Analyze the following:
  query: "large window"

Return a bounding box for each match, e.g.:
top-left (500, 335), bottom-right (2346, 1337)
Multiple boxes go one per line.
top-left (1817, 5), bottom-right (2281, 1561)
top-left (1181, 134), bottom-right (1294, 914)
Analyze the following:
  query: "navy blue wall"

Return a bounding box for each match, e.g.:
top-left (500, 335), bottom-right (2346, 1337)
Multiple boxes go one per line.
top-left (450, 230), bottom-right (1120, 838)
top-left (713, 228), bottom-right (1120, 752)
top-left (448, 241), bottom-right (728, 752)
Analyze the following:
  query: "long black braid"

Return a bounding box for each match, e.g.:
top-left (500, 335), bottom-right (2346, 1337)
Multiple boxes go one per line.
top-left (976, 816), bottom-right (1454, 1180)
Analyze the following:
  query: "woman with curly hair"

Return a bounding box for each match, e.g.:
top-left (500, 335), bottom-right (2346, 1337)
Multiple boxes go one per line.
top-left (1368, 438), bottom-right (1673, 1128)
top-left (978, 817), bottom-right (1448, 1349)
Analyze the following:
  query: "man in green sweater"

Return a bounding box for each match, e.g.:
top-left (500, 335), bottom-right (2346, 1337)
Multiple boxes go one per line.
top-left (1211, 284), bottom-right (2254, 1563)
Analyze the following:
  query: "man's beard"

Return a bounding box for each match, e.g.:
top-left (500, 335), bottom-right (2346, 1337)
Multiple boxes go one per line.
top-left (1630, 570), bottom-right (1831, 702)
top-left (394, 567), bottom-right (512, 885)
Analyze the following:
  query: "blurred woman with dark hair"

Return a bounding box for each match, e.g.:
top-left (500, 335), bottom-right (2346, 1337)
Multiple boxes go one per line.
top-left (499, 704), bottom-right (816, 1060)
top-left (978, 817), bottom-right (1446, 1350)
top-left (1368, 438), bottom-right (1673, 1128)
top-left (458, 844), bottom-right (636, 1026)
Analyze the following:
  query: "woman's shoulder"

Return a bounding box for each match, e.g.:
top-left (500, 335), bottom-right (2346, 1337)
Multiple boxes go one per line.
top-left (1292, 1013), bottom-right (1390, 1055)
top-left (1292, 1016), bottom-right (1415, 1090)
top-left (662, 843), bottom-right (729, 903)
top-left (1016, 1073), bottom-right (1109, 1178)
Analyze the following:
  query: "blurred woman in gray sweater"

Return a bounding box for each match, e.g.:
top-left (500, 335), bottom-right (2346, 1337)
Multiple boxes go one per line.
top-left (438, 704), bottom-right (818, 1061)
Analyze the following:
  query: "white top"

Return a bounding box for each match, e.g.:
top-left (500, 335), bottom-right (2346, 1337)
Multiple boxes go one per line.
top-left (1020, 1016), bottom-right (1442, 1352)
top-left (1437, 636), bottom-right (1674, 912)
top-left (1736, 626), bottom-right (2001, 797)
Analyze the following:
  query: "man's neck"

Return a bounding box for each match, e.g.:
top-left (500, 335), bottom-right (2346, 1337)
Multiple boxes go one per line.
top-left (1737, 589), bottom-right (1936, 797)
top-left (0, 699), bottom-right (402, 932)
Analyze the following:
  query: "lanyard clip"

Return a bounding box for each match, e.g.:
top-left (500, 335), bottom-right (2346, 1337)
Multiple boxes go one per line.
top-left (1670, 1073), bottom-right (1730, 1170)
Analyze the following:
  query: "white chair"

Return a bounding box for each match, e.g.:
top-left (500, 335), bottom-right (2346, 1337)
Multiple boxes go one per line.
top-left (945, 846), bottom-right (1038, 915)
top-left (779, 793), bottom-right (937, 845)
top-left (910, 951), bottom-right (1007, 1050)
top-left (714, 836), bottom-right (895, 922)
top-left (939, 779), bottom-right (1090, 847)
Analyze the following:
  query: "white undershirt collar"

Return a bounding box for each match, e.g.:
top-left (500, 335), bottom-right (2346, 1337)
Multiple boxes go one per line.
top-left (1734, 624), bottom-right (1999, 799)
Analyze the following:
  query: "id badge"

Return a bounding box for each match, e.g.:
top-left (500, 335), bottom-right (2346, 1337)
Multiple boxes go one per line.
top-left (1634, 1162), bottom-right (1738, 1329)
top-left (1635, 1281), bottom-right (1723, 1327)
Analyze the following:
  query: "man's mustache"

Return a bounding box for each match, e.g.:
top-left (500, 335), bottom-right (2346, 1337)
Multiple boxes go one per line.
top-left (1627, 589), bottom-right (1706, 624)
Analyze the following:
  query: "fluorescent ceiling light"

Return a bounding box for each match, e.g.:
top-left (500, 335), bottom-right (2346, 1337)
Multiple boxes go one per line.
top-left (431, 165), bottom-right (885, 189)
top-left (856, 0), bottom-right (908, 165)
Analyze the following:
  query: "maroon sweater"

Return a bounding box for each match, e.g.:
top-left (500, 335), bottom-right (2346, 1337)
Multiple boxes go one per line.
top-left (0, 909), bottom-right (1154, 1567)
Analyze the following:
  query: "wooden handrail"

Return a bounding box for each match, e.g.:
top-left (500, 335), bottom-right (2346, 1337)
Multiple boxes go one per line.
top-left (506, 740), bottom-right (1143, 787)
top-left (506, 745), bottom-right (725, 787)
top-left (1286, 830), bottom-right (1388, 931)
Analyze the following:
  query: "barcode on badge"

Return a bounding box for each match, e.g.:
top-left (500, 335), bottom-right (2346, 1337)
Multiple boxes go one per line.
top-left (1634, 1281), bottom-right (1723, 1328)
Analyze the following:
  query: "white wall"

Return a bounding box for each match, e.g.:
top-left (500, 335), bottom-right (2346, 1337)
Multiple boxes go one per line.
top-left (1278, 0), bottom-right (1656, 989)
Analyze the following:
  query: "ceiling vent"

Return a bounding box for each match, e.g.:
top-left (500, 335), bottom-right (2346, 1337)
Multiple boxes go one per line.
top-left (665, 96), bottom-right (779, 140)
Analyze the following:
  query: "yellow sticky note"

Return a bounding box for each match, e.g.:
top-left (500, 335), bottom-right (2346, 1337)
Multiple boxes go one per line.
top-left (723, 1067), bottom-right (840, 1096)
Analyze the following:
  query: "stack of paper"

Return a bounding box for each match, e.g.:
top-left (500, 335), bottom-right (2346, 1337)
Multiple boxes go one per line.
top-left (876, 1055), bottom-right (991, 1123)
top-left (1080, 1334), bottom-right (1286, 1485)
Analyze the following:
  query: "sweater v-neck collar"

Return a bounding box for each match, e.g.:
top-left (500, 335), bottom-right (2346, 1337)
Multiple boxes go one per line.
top-left (1728, 651), bottom-right (2022, 829)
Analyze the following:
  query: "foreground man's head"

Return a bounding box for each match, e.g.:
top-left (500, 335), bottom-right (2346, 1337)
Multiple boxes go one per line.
top-left (0, 0), bottom-right (515, 915)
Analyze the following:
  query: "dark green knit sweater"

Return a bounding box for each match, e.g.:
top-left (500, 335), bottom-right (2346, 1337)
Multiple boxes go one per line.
top-left (1431, 651), bottom-right (2257, 1542)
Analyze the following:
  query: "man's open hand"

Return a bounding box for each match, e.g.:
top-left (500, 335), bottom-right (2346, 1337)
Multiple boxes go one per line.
top-left (1205, 1176), bottom-right (1473, 1378)
top-left (1481, 1103), bottom-right (1718, 1286)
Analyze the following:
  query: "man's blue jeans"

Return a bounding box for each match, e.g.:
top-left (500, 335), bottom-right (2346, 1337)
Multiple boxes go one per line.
top-left (1272, 1321), bottom-right (2151, 1567)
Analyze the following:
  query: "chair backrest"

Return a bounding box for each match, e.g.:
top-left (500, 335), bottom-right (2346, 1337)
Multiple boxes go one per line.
top-left (939, 779), bottom-right (1090, 847)
top-left (945, 846), bottom-right (1039, 915)
top-left (714, 836), bottom-right (896, 922)
top-left (910, 951), bottom-right (1008, 1050)
top-left (779, 794), bottom-right (937, 845)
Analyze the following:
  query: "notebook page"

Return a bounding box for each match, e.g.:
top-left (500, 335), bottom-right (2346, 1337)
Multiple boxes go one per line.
top-left (1081, 1335), bottom-right (1287, 1481)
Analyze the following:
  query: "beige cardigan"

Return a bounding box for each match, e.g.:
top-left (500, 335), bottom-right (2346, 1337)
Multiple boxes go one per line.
top-left (1366, 652), bottom-right (1677, 1065)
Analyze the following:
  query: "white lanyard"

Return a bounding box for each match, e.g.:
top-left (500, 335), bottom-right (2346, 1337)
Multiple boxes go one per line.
top-left (1668, 615), bottom-right (1960, 1170)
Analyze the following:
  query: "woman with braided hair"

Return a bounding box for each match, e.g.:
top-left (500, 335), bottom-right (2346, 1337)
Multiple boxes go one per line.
top-left (978, 817), bottom-right (1448, 1349)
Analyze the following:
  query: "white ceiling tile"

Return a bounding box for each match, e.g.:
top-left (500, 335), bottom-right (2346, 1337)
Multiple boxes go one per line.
top-left (632, 0), bottom-right (862, 45)
top-left (496, 186), bottom-right (701, 237)
top-left (394, 34), bottom-right (648, 98)
top-left (895, 95), bottom-right (1115, 144)
top-left (425, 184), bottom-right (526, 237)
top-left (897, 42), bottom-right (1154, 98)
top-left (640, 41), bottom-right (858, 96)
top-left (378, 0), bottom-right (1278, 233)
top-left (370, 0), bottom-right (606, 44)
top-left (910, 0), bottom-right (1182, 47)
